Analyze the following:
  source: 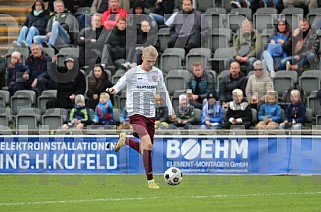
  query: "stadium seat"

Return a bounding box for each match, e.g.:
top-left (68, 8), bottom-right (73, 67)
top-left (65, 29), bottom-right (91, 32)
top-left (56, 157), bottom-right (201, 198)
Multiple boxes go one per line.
top-left (157, 27), bottom-right (171, 53)
top-left (280, 7), bottom-right (304, 29)
top-left (208, 28), bottom-right (232, 53)
top-left (210, 47), bottom-right (233, 74)
top-left (253, 7), bottom-right (278, 33)
top-left (165, 69), bottom-right (191, 96)
top-left (204, 7), bottom-right (227, 29)
top-left (42, 47), bottom-right (55, 58)
top-left (37, 90), bottom-right (57, 114)
top-left (42, 108), bottom-right (68, 130)
top-left (160, 48), bottom-right (185, 75)
top-left (228, 8), bottom-right (252, 34)
top-left (273, 71), bottom-right (298, 99)
top-left (185, 48), bottom-right (212, 71)
top-left (0, 108), bottom-right (12, 127)
top-left (216, 69), bottom-right (230, 92)
top-left (16, 108), bottom-right (41, 131)
top-left (0, 90), bottom-right (10, 108)
top-left (299, 70), bottom-right (321, 97)
top-left (10, 90), bottom-right (37, 116)
top-left (307, 91), bottom-right (321, 119)
top-left (5, 47), bottom-right (30, 66)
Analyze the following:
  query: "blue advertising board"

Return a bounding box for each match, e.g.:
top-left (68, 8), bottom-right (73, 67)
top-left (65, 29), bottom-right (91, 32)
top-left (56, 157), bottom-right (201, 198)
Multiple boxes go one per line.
top-left (0, 135), bottom-right (321, 174)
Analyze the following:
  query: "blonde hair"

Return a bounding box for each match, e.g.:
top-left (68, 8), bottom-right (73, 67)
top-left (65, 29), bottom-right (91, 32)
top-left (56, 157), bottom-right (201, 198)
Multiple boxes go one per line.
top-left (100, 92), bottom-right (110, 99)
top-left (232, 89), bottom-right (243, 97)
top-left (142, 45), bottom-right (158, 58)
top-left (291, 89), bottom-right (300, 99)
top-left (75, 94), bottom-right (85, 105)
top-left (265, 91), bottom-right (278, 102)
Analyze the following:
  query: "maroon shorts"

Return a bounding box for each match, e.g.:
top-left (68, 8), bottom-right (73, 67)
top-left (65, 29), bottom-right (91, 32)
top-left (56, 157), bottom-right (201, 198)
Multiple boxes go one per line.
top-left (129, 114), bottom-right (155, 144)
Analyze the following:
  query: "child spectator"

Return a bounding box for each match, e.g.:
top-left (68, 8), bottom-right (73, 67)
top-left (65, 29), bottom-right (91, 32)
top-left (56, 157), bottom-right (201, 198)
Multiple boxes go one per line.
top-left (279, 89), bottom-right (306, 130)
top-left (62, 94), bottom-right (91, 130)
top-left (256, 91), bottom-right (282, 129)
top-left (7, 51), bottom-right (30, 96)
top-left (117, 106), bottom-right (132, 131)
top-left (200, 92), bottom-right (223, 129)
top-left (221, 89), bottom-right (253, 129)
top-left (174, 94), bottom-right (195, 129)
top-left (155, 93), bottom-right (169, 129)
top-left (93, 92), bottom-right (115, 125)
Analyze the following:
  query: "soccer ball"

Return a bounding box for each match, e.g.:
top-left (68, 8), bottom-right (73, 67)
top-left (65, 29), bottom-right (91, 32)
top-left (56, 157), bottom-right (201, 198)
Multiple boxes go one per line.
top-left (164, 167), bottom-right (183, 186)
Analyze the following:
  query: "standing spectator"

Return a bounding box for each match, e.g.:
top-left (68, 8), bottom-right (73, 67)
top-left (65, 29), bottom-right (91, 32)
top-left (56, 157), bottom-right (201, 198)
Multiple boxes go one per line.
top-left (43, 0), bottom-right (75, 14)
top-left (33, 0), bottom-right (78, 49)
top-left (62, 94), bottom-right (91, 130)
top-left (279, 89), bottom-right (306, 129)
top-left (221, 89), bottom-right (253, 129)
top-left (7, 51), bottom-right (30, 96)
top-left (86, 64), bottom-right (114, 110)
top-left (77, 13), bottom-right (109, 69)
top-left (101, 0), bottom-right (128, 31)
top-left (92, 92), bottom-right (115, 125)
top-left (282, 18), bottom-right (319, 71)
top-left (13, 0), bottom-right (50, 48)
top-left (47, 56), bottom-right (86, 109)
top-left (245, 60), bottom-right (274, 109)
top-left (219, 61), bottom-right (247, 109)
top-left (174, 94), bottom-right (195, 129)
top-left (25, 43), bottom-right (53, 96)
top-left (187, 62), bottom-right (215, 109)
top-left (200, 92), bottom-right (223, 129)
top-left (283, 0), bottom-right (318, 13)
top-left (262, 18), bottom-right (291, 78)
top-left (149, 0), bottom-right (175, 27)
top-left (256, 90), bottom-right (281, 129)
top-left (224, 19), bottom-right (262, 73)
top-left (101, 16), bottom-right (127, 69)
top-left (167, 0), bottom-right (210, 53)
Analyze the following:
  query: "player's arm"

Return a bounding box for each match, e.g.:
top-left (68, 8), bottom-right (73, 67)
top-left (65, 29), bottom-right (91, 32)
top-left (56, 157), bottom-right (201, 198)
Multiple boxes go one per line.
top-left (106, 72), bottom-right (127, 94)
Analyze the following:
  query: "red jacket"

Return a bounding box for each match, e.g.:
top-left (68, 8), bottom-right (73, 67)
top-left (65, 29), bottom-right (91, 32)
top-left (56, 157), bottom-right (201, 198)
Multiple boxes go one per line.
top-left (101, 7), bottom-right (128, 31)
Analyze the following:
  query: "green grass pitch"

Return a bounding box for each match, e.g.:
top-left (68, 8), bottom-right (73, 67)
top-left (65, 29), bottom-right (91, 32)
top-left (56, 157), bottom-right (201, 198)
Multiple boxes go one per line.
top-left (0, 175), bottom-right (321, 211)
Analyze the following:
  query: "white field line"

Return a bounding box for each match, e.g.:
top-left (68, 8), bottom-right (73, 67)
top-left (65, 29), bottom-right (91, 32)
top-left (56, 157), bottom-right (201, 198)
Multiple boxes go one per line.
top-left (1, 191), bottom-right (321, 206)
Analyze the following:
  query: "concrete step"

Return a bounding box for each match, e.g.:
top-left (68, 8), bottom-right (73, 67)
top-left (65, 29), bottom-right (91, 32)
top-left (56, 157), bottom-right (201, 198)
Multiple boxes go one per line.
top-left (0, 27), bottom-right (20, 36)
top-left (0, 16), bottom-right (26, 26)
top-left (0, 7), bottom-right (31, 17)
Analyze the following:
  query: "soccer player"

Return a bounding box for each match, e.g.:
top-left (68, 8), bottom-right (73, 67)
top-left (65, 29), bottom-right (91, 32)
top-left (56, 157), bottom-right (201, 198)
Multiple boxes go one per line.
top-left (107, 45), bottom-right (176, 189)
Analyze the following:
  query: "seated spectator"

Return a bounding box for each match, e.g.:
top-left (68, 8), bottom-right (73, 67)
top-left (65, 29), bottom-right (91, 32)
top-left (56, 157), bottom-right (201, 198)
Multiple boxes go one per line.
top-left (187, 62), bottom-right (215, 109)
top-left (262, 18), bottom-right (291, 77)
top-left (155, 93), bottom-right (169, 129)
top-left (283, 0), bottom-right (318, 14)
top-left (13, 0), bottom-right (50, 48)
top-left (219, 61), bottom-right (247, 109)
top-left (33, 0), bottom-right (78, 50)
top-left (148, 0), bottom-right (175, 27)
top-left (282, 18), bottom-right (319, 71)
top-left (25, 43), bottom-right (53, 96)
top-left (167, 0), bottom-right (210, 53)
top-left (127, 0), bottom-right (150, 31)
top-left (117, 106), bottom-right (132, 130)
top-left (245, 60), bottom-right (274, 109)
top-left (43, 0), bottom-right (75, 14)
top-left (174, 94), bottom-right (195, 129)
top-left (101, 0), bottom-right (128, 31)
top-left (86, 64), bottom-right (114, 110)
top-left (256, 90), bottom-right (281, 129)
top-left (101, 16), bottom-right (127, 70)
top-left (221, 89), bottom-right (252, 129)
top-left (93, 92), bottom-right (115, 125)
top-left (62, 94), bottom-right (91, 130)
top-left (46, 56), bottom-right (86, 109)
top-left (77, 13), bottom-right (109, 70)
top-left (230, 0), bottom-right (284, 13)
top-left (200, 92), bottom-right (223, 129)
top-left (78, 0), bottom-right (108, 29)
top-left (279, 89), bottom-right (306, 129)
top-left (224, 19), bottom-right (262, 73)
top-left (7, 51), bottom-right (30, 96)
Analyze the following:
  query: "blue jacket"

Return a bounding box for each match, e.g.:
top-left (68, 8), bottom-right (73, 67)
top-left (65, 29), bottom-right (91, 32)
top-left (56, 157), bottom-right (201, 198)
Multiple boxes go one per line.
top-left (201, 102), bottom-right (223, 125)
top-left (285, 101), bottom-right (306, 125)
top-left (270, 32), bottom-right (290, 59)
top-left (258, 103), bottom-right (282, 122)
top-left (93, 100), bottom-right (114, 125)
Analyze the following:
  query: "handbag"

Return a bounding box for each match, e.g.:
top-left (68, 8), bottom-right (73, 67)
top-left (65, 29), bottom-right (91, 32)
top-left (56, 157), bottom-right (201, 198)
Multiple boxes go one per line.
top-left (237, 44), bottom-right (251, 56)
top-left (267, 43), bottom-right (283, 57)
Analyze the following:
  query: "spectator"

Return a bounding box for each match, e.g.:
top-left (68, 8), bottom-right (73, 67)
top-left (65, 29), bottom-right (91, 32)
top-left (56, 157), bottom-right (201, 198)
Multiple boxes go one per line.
top-left (43, 0), bottom-right (75, 14)
top-left (262, 18), bottom-right (291, 77)
top-left (33, 0), bottom-right (78, 49)
top-left (62, 94), bottom-right (91, 130)
top-left (283, 0), bottom-right (318, 13)
top-left (279, 89), bottom-right (306, 129)
top-left (256, 90), bottom-right (281, 129)
top-left (155, 93), bottom-right (169, 129)
top-left (230, 0), bottom-right (284, 12)
top-left (117, 106), bottom-right (132, 130)
top-left (282, 18), bottom-right (319, 71)
top-left (219, 61), bottom-right (247, 109)
top-left (47, 56), bottom-right (86, 109)
top-left (7, 51), bottom-right (30, 96)
top-left (224, 19), bottom-right (262, 73)
top-left (101, 16), bottom-right (127, 70)
top-left (93, 92), bottom-right (115, 125)
top-left (25, 43), bottom-right (53, 96)
top-left (77, 13), bottom-right (109, 69)
top-left (174, 94), bottom-right (195, 129)
top-left (86, 64), bottom-right (114, 110)
top-left (101, 0), bottom-right (128, 31)
top-left (245, 60), bottom-right (274, 109)
top-left (127, 0), bottom-right (150, 32)
top-left (13, 0), bottom-right (50, 48)
top-left (167, 0), bottom-right (210, 53)
top-left (221, 89), bottom-right (253, 129)
top-left (187, 62), bottom-right (215, 109)
top-left (200, 92), bottom-right (223, 129)
top-left (148, 0), bottom-right (175, 27)
top-left (78, 0), bottom-right (94, 7)
top-left (78, 0), bottom-right (108, 29)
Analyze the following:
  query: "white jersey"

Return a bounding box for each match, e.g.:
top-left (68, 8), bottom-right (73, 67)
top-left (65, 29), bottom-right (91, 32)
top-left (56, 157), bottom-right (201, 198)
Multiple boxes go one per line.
top-left (113, 65), bottom-right (174, 117)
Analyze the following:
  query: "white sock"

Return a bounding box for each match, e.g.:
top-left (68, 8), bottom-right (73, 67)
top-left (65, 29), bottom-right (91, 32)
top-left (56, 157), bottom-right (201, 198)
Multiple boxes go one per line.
top-left (148, 179), bottom-right (154, 184)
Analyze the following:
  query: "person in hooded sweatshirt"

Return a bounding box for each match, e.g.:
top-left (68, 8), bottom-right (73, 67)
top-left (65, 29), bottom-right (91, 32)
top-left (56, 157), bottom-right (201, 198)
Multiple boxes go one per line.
top-left (92, 92), bottom-right (115, 125)
top-left (174, 94), bottom-right (195, 129)
top-left (13, 0), bottom-right (50, 48)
